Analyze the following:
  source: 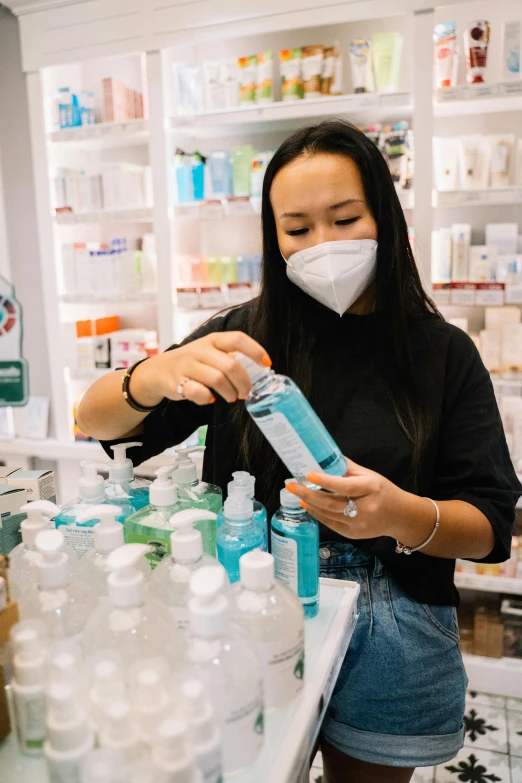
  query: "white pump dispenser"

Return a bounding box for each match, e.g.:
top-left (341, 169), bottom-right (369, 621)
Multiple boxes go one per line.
top-left (83, 543), bottom-right (183, 666)
top-left (150, 466), bottom-right (178, 507)
top-left (109, 442), bottom-right (142, 484)
top-left (217, 472), bottom-right (268, 549)
top-left (152, 718), bottom-right (203, 783)
top-left (76, 505), bottom-right (126, 597)
top-left (99, 698), bottom-right (146, 763)
top-left (79, 461), bottom-right (106, 504)
top-left (181, 678), bottom-right (222, 783)
top-left (44, 681), bottom-right (95, 779)
top-left (172, 446), bottom-right (204, 485)
top-left (11, 621), bottom-right (47, 756)
top-left (150, 509), bottom-right (225, 631)
top-left (107, 442), bottom-right (150, 511)
top-left (130, 659), bottom-right (171, 743)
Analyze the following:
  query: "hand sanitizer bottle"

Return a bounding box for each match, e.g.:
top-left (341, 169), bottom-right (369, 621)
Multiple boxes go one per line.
top-left (11, 621), bottom-right (47, 756)
top-left (9, 500), bottom-right (78, 600)
top-left (80, 748), bottom-right (128, 783)
top-left (87, 654), bottom-right (127, 732)
top-left (152, 718), bottom-right (203, 783)
top-left (230, 550), bottom-right (305, 709)
top-left (271, 480), bottom-right (320, 619)
top-left (188, 566), bottom-right (264, 774)
top-left (129, 659), bottom-right (171, 743)
top-left (106, 442), bottom-right (150, 512)
top-left (172, 446), bottom-right (223, 556)
top-left (216, 472), bottom-right (267, 548)
top-left (236, 353), bottom-right (346, 485)
top-left (124, 467), bottom-right (179, 570)
top-left (44, 682), bottom-right (95, 782)
top-left (216, 493), bottom-right (265, 584)
top-left (180, 678), bottom-right (222, 783)
top-left (19, 529), bottom-right (98, 644)
top-left (76, 505), bottom-right (126, 597)
top-left (149, 508), bottom-right (226, 631)
top-left (55, 462), bottom-right (133, 559)
top-left (83, 543), bottom-right (184, 667)
top-left (98, 698), bottom-right (147, 764)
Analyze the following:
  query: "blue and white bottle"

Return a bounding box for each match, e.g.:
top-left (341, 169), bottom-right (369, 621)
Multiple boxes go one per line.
top-left (271, 480), bottom-right (319, 619)
top-left (216, 494), bottom-right (265, 584)
top-left (216, 471), bottom-right (268, 549)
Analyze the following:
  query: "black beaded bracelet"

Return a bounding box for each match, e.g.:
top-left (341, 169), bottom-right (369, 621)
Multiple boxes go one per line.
top-left (122, 358), bottom-right (167, 413)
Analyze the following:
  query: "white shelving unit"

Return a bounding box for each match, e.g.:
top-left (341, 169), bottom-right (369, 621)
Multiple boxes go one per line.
top-left (463, 654), bottom-right (522, 700)
top-left (454, 573), bottom-right (522, 596)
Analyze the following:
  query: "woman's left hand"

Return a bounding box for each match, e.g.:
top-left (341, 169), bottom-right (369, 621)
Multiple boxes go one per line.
top-left (287, 459), bottom-right (408, 540)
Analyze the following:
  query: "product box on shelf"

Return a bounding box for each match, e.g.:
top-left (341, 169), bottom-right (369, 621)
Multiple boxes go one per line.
top-left (103, 77), bottom-right (144, 123)
top-left (0, 485), bottom-right (26, 555)
top-left (7, 470), bottom-right (56, 504)
top-left (0, 468), bottom-right (22, 484)
top-left (502, 599), bottom-right (522, 658)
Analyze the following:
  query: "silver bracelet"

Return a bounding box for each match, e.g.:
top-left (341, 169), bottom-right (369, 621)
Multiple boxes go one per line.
top-left (395, 497), bottom-right (440, 556)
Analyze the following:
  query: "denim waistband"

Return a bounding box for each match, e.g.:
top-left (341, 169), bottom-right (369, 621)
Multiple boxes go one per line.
top-left (319, 541), bottom-right (382, 575)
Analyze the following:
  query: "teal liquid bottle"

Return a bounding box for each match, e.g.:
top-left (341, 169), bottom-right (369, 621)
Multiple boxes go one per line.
top-left (54, 462), bottom-right (133, 559)
top-left (216, 471), bottom-right (267, 549)
top-left (172, 446), bottom-right (222, 557)
top-left (236, 354), bottom-right (346, 487)
top-left (216, 494), bottom-right (265, 584)
top-left (271, 479), bottom-right (319, 619)
top-left (106, 442), bottom-right (150, 512)
top-left (123, 467), bottom-right (179, 570)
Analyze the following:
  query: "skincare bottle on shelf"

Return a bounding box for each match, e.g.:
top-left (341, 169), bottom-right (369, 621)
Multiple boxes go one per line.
top-left (124, 466), bottom-right (179, 569)
top-left (149, 508), bottom-right (225, 631)
top-left (171, 447), bottom-right (222, 557)
top-left (180, 678), bottom-right (222, 783)
top-left (451, 224), bottom-right (471, 282)
top-left (216, 493), bottom-right (265, 584)
top-left (187, 566), bottom-right (264, 774)
top-left (11, 621), bottom-right (47, 756)
top-left (217, 471), bottom-right (268, 548)
top-left (230, 550), bottom-right (305, 709)
top-left (236, 353), bottom-right (347, 485)
top-left (106, 442), bottom-right (150, 511)
top-left (271, 479), bottom-right (320, 619)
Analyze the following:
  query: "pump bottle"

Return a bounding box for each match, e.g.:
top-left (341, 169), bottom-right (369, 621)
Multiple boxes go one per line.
top-left (98, 698), bottom-right (147, 764)
top-left (271, 479), bottom-right (320, 618)
top-left (236, 353), bottom-right (346, 485)
top-left (124, 467), bottom-right (179, 569)
top-left (83, 543), bottom-right (184, 667)
top-left (152, 718), bottom-right (203, 783)
top-left (44, 681), bottom-right (95, 782)
top-left (216, 493), bottom-right (265, 583)
top-left (230, 550), bottom-right (305, 709)
top-left (216, 471), bottom-right (267, 548)
top-left (106, 442), bottom-right (150, 511)
top-left (76, 505), bottom-right (128, 596)
top-left (172, 446), bottom-right (222, 556)
top-left (54, 462), bottom-right (133, 558)
top-left (11, 621), bottom-right (47, 756)
top-left (150, 508), bottom-right (226, 630)
top-left (180, 678), bottom-right (222, 783)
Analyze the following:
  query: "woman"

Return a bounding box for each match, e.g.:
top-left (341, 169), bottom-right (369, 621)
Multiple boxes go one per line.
top-left (78, 120), bottom-right (521, 782)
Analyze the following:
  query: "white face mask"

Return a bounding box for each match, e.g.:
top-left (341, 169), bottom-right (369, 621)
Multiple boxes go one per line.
top-left (284, 239), bottom-right (378, 316)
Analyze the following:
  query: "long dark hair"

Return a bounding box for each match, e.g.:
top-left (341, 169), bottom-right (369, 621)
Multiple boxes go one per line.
top-left (237, 119), bottom-right (441, 511)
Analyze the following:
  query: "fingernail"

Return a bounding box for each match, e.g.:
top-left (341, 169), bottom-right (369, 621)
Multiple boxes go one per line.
top-left (300, 500), bottom-right (307, 509)
top-left (306, 473), bottom-right (319, 483)
top-left (262, 354), bottom-right (272, 367)
top-left (286, 484), bottom-right (297, 494)
top-left (232, 398), bottom-right (238, 403)
top-left (209, 395), bottom-right (216, 404)
top-left (240, 394), bottom-right (248, 400)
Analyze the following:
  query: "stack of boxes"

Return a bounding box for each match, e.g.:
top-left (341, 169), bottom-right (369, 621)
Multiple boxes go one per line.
top-left (103, 77), bottom-right (145, 122)
top-left (74, 316), bottom-right (158, 372)
top-left (458, 598), bottom-right (522, 660)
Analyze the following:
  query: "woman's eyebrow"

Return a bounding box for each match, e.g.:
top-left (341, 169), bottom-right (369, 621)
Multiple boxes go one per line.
top-left (280, 198), bottom-right (364, 219)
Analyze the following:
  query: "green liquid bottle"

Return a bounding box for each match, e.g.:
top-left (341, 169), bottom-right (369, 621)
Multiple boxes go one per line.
top-left (172, 447), bottom-right (222, 557)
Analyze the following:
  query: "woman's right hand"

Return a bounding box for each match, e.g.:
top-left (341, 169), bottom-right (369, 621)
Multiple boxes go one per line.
top-left (129, 331), bottom-right (271, 407)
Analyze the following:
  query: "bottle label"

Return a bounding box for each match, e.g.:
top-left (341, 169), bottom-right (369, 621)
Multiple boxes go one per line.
top-left (170, 606), bottom-right (190, 630)
top-left (271, 531), bottom-right (298, 592)
top-left (259, 628), bottom-right (305, 708)
top-left (57, 525), bottom-right (94, 558)
top-left (125, 530), bottom-right (171, 570)
top-left (223, 684), bottom-right (264, 772)
top-left (250, 411), bottom-right (321, 481)
top-left (13, 690), bottom-right (45, 751)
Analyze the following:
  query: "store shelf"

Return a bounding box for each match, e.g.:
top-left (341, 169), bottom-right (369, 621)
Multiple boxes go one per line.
top-left (59, 292), bottom-right (157, 304)
top-left (434, 81), bottom-right (522, 117)
top-left (463, 654), bottom-right (522, 700)
top-left (169, 92), bottom-right (413, 137)
top-left (455, 573), bottom-right (522, 596)
top-left (54, 208), bottom-right (153, 225)
top-left (433, 187), bottom-right (522, 208)
top-left (47, 119), bottom-right (149, 149)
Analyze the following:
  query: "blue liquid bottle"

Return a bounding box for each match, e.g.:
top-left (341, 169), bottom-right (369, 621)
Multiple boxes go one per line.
top-left (106, 442), bottom-right (150, 512)
top-left (236, 354), bottom-right (346, 486)
top-left (216, 494), bottom-right (265, 584)
top-left (271, 479), bottom-right (319, 619)
top-left (216, 471), bottom-right (268, 548)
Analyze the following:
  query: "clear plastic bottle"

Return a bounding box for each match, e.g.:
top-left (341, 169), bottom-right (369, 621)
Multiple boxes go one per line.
top-left (11, 620), bottom-right (47, 756)
top-left (87, 654), bottom-right (127, 732)
top-left (98, 698), bottom-right (147, 764)
top-left (129, 659), bottom-right (172, 744)
top-left (76, 505), bottom-right (126, 597)
top-left (149, 508), bottom-right (226, 631)
top-left (19, 529), bottom-right (98, 645)
top-left (187, 566), bottom-right (264, 774)
top-left (44, 681), bottom-right (95, 783)
top-left (271, 480), bottom-right (320, 619)
top-left (216, 494), bottom-right (265, 584)
top-left (236, 353), bottom-right (346, 485)
top-left (152, 718), bottom-right (203, 783)
top-left (230, 550), bottom-right (305, 709)
top-left (9, 500), bottom-right (79, 601)
top-left (83, 543), bottom-right (184, 667)
top-left (180, 678), bottom-right (222, 783)
top-left (172, 446), bottom-right (223, 556)
top-left (106, 442), bottom-right (150, 512)
top-left (55, 462), bottom-right (133, 559)
top-left (216, 471), bottom-right (267, 548)
top-left (124, 467), bottom-right (179, 570)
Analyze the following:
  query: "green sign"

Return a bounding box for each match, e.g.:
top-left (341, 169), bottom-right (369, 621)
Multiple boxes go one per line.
top-left (0, 275), bottom-right (29, 406)
top-left (0, 360), bottom-right (29, 406)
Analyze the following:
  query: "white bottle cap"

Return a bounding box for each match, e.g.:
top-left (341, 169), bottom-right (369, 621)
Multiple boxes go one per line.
top-left (47, 649), bottom-right (82, 690)
top-left (280, 478), bottom-right (301, 509)
top-left (100, 699), bottom-right (138, 749)
top-left (106, 544), bottom-right (149, 608)
top-left (152, 718), bottom-right (196, 777)
top-left (231, 471), bottom-right (255, 499)
top-left (235, 352), bottom-right (270, 384)
top-left (131, 660), bottom-right (170, 739)
top-left (223, 492), bottom-right (253, 522)
top-left (169, 509), bottom-right (217, 563)
top-left (77, 505), bottom-right (124, 553)
top-left (12, 623), bottom-right (46, 687)
top-left (35, 529), bottom-right (69, 590)
top-left (20, 500), bottom-right (61, 549)
top-left (89, 655), bottom-right (127, 705)
top-left (180, 678), bottom-right (219, 747)
top-left (79, 461), bottom-right (107, 503)
top-left (150, 466), bottom-right (178, 507)
top-left (109, 442), bottom-right (142, 483)
top-left (239, 550), bottom-right (275, 592)
top-left (189, 566), bottom-right (228, 638)
top-left (172, 446), bottom-right (205, 484)
top-left (46, 681), bottom-right (90, 752)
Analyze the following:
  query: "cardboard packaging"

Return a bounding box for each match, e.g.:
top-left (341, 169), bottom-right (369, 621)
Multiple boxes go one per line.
top-left (0, 467), bottom-right (22, 485)
top-left (0, 666), bottom-right (11, 742)
top-left (0, 485), bottom-right (27, 555)
top-left (7, 470), bottom-right (56, 504)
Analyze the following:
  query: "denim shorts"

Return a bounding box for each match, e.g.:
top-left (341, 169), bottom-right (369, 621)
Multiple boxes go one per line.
top-left (319, 542), bottom-right (467, 768)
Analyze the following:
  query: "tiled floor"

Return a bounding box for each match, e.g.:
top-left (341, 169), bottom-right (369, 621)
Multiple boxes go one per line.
top-left (309, 692), bottom-right (522, 783)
